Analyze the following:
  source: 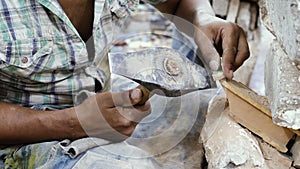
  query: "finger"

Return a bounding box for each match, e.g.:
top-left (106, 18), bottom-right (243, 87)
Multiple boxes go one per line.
top-left (116, 124), bottom-right (136, 137)
top-left (136, 85), bottom-right (150, 105)
top-left (108, 110), bottom-right (138, 137)
top-left (115, 102), bottom-right (151, 122)
top-left (194, 29), bottom-right (221, 71)
top-left (233, 32), bottom-right (250, 71)
top-left (99, 88), bottom-right (143, 108)
top-left (104, 108), bottom-right (136, 138)
top-left (221, 26), bottom-right (239, 80)
top-left (104, 108), bottom-right (132, 128)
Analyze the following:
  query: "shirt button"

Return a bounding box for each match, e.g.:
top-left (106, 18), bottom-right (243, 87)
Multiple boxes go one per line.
top-left (22, 57), bottom-right (28, 64)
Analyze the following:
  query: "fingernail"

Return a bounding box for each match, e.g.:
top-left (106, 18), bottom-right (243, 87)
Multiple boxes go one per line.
top-left (227, 70), bottom-right (234, 80)
top-left (209, 60), bottom-right (219, 70)
top-left (131, 88), bottom-right (141, 101)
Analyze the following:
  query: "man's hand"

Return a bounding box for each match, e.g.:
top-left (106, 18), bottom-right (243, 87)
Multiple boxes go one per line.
top-left (193, 13), bottom-right (250, 80)
top-left (153, 0), bottom-right (250, 80)
top-left (75, 88), bottom-right (151, 141)
top-left (0, 88), bottom-right (150, 145)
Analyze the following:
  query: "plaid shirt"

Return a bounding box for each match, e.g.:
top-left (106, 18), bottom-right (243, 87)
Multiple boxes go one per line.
top-left (0, 0), bottom-right (166, 107)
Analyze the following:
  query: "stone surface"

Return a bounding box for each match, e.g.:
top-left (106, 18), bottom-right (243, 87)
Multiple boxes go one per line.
top-left (259, 0), bottom-right (300, 63)
top-left (131, 89), bottom-right (214, 169)
top-left (200, 95), bottom-right (266, 169)
top-left (257, 138), bottom-right (293, 169)
top-left (226, 0), bottom-right (240, 22)
top-left (249, 24), bottom-right (274, 96)
top-left (233, 32), bottom-right (258, 85)
top-left (249, 3), bottom-right (259, 31)
top-left (292, 136), bottom-right (300, 168)
top-left (212, 0), bottom-right (230, 17)
top-left (237, 2), bottom-right (251, 36)
top-left (153, 131), bottom-right (204, 169)
top-left (233, 1), bottom-right (259, 86)
top-left (265, 40), bottom-right (300, 129)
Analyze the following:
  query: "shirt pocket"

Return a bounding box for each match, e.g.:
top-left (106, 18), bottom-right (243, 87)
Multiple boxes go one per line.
top-left (0, 38), bottom-right (54, 80)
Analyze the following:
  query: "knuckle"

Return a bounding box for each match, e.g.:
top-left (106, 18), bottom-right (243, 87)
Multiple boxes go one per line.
top-left (112, 117), bottom-right (120, 125)
top-left (122, 131), bottom-right (132, 137)
top-left (229, 22), bottom-right (244, 33)
top-left (123, 127), bottom-right (135, 136)
top-left (226, 22), bottom-right (238, 30)
top-left (228, 22), bottom-right (236, 27)
top-left (121, 119), bottom-right (132, 128)
top-left (223, 62), bottom-right (234, 70)
top-left (140, 104), bottom-right (151, 113)
top-left (145, 110), bottom-right (151, 116)
top-left (143, 108), bottom-right (151, 116)
top-left (241, 28), bottom-right (247, 36)
top-left (101, 92), bottom-right (112, 100)
top-left (109, 118), bottom-right (119, 128)
top-left (97, 92), bottom-right (112, 107)
top-left (122, 132), bottom-right (130, 137)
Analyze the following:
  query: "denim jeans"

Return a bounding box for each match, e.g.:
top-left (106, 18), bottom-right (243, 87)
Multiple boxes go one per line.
top-left (0, 105), bottom-right (161, 169)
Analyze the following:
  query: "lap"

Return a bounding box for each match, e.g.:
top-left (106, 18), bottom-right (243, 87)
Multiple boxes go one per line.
top-left (0, 138), bottom-right (160, 169)
top-left (0, 105), bottom-right (160, 169)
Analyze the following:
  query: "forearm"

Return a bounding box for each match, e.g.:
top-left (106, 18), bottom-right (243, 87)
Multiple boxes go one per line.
top-left (0, 101), bottom-right (85, 145)
top-left (154, 0), bottom-right (215, 23)
top-left (175, 0), bottom-right (214, 24)
top-left (153, 0), bottom-right (215, 37)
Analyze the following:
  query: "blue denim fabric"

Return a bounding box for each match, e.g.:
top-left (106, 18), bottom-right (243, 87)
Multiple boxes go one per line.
top-left (0, 105), bottom-right (160, 169)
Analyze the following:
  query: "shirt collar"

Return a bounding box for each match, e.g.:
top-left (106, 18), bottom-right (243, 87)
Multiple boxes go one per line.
top-left (37, 0), bottom-right (106, 41)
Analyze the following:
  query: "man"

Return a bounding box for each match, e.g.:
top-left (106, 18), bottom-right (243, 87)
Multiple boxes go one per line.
top-left (0, 0), bottom-right (249, 168)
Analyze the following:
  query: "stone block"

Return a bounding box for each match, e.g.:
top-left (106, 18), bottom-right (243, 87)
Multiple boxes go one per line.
top-left (226, 0), bottom-right (240, 22)
top-left (237, 2), bottom-right (251, 34)
top-left (212, 0), bottom-right (230, 17)
top-left (265, 40), bottom-right (300, 129)
top-left (259, 0), bottom-right (300, 63)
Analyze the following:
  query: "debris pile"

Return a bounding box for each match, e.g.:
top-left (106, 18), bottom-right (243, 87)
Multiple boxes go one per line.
top-left (200, 79), bottom-right (298, 168)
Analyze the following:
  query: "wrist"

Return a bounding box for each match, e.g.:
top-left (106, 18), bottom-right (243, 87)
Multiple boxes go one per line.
top-left (56, 107), bottom-right (87, 140)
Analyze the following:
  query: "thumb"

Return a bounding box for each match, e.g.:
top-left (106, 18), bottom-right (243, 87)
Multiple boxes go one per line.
top-left (194, 29), bottom-right (221, 71)
top-left (129, 88), bottom-right (144, 105)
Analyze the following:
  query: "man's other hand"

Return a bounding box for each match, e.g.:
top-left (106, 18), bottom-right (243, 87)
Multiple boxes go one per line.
top-left (75, 88), bottom-right (151, 141)
top-left (193, 13), bottom-right (250, 80)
